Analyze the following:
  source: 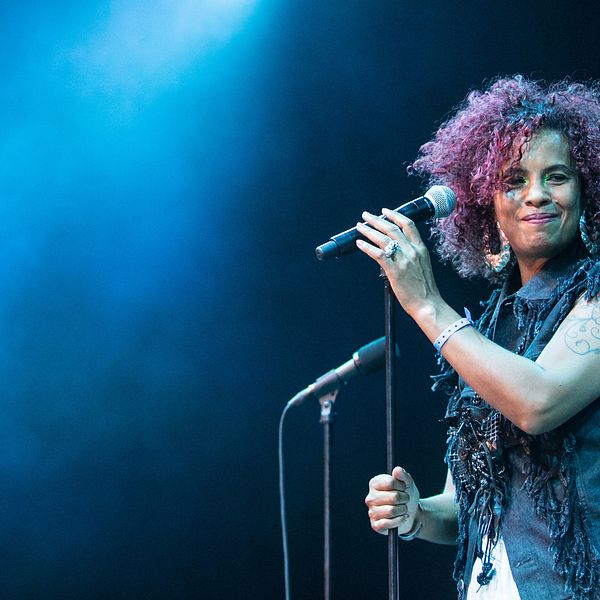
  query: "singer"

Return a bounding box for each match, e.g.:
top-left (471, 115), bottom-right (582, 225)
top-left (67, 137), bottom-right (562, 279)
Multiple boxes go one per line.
top-left (361, 76), bottom-right (600, 600)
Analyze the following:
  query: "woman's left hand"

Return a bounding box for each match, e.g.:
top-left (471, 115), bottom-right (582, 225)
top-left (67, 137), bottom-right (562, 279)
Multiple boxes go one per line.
top-left (356, 208), bottom-right (442, 318)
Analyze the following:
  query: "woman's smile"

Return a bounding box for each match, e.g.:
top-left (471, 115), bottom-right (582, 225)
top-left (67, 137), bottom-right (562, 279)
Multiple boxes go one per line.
top-left (521, 212), bottom-right (558, 224)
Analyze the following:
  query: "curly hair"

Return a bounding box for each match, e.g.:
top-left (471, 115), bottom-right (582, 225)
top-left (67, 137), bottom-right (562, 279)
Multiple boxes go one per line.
top-left (409, 75), bottom-right (600, 280)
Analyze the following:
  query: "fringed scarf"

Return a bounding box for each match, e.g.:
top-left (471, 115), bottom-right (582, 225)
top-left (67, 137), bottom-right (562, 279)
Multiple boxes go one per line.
top-left (434, 255), bottom-right (600, 599)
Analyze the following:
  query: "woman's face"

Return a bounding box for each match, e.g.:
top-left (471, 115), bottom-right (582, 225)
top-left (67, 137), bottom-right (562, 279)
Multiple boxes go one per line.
top-left (493, 129), bottom-right (582, 268)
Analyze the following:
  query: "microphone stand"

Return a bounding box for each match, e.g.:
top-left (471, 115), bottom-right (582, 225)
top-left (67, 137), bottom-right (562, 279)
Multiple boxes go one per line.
top-left (319, 389), bottom-right (338, 600)
top-left (382, 272), bottom-right (399, 600)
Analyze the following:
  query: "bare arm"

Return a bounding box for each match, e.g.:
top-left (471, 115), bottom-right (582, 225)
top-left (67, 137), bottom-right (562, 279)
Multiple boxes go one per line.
top-left (419, 469), bottom-right (458, 545)
top-left (414, 295), bottom-right (600, 434)
top-left (357, 210), bottom-right (600, 434)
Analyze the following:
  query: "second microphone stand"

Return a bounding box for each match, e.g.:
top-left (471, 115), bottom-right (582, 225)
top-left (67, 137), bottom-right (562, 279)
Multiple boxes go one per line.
top-left (319, 389), bottom-right (338, 600)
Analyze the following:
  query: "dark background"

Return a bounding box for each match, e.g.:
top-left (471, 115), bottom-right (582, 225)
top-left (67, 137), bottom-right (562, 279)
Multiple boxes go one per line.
top-left (1, 0), bottom-right (600, 598)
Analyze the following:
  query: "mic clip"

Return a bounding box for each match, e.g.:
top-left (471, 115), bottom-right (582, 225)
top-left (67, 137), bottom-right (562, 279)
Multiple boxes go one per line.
top-left (319, 390), bottom-right (338, 425)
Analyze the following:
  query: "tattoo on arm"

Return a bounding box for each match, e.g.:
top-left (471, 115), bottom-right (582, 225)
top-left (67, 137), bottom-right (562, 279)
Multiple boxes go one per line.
top-left (564, 303), bottom-right (600, 355)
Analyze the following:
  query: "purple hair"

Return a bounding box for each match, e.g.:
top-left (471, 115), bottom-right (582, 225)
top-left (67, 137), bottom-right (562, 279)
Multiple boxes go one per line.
top-left (410, 75), bottom-right (600, 280)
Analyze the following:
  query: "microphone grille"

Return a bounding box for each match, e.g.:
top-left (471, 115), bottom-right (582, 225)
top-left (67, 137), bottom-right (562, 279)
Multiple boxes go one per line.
top-left (424, 185), bottom-right (457, 218)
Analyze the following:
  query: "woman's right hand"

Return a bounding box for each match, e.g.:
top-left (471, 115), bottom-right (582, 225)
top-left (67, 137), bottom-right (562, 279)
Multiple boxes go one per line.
top-left (365, 466), bottom-right (421, 536)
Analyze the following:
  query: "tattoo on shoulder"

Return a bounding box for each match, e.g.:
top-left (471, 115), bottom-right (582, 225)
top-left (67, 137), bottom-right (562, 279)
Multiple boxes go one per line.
top-left (563, 303), bottom-right (600, 355)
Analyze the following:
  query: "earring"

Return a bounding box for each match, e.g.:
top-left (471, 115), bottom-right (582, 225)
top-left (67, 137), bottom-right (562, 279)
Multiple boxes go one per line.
top-left (580, 212), bottom-right (599, 255)
top-left (485, 223), bottom-right (511, 272)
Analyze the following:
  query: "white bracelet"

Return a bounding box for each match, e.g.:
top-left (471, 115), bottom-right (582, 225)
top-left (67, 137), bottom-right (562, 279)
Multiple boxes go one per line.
top-left (433, 308), bottom-right (474, 352)
top-left (398, 502), bottom-right (424, 541)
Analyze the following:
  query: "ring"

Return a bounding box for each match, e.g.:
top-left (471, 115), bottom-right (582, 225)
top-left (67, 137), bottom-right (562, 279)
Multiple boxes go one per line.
top-left (384, 241), bottom-right (400, 259)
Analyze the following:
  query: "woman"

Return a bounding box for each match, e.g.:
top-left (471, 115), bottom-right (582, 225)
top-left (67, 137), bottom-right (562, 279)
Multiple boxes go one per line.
top-left (360, 76), bottom-right (600, 600)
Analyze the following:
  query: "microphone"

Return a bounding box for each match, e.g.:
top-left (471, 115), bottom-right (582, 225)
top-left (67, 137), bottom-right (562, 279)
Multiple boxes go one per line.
top-left (287, 337), bottom-right (389, 407)
top-left (315, 185), bottom-right (457, 261)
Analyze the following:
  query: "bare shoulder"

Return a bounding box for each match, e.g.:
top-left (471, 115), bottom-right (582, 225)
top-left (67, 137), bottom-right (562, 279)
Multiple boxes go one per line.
top-left (537, 293), bottom-right (600, 377)
top-left (558, 294), bottom-right (600, 356)
top-left (534, 294), bottom-right (600, 423)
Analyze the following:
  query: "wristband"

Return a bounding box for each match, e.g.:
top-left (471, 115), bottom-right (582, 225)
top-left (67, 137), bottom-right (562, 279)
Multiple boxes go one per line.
top-left (433, 308), bottom-right (474, 352)
top-left (398, 502), bottom-right (423, 541)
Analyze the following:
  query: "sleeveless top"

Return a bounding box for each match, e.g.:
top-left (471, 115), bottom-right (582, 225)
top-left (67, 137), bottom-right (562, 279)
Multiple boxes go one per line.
top-left (466, 537), bottom-right (520, 599)
top-left (433, 242), bottom-right (600, 600)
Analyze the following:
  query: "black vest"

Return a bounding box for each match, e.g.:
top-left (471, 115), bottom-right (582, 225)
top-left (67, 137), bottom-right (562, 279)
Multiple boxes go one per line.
top-left (439, 246), bottom-right (600, 599)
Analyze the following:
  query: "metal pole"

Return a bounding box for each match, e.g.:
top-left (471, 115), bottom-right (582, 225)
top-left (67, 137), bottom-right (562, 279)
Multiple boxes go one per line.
top-left (383, 275), bottom-right (399, 600)
top-left (320, 392), bottom-right (337, 600)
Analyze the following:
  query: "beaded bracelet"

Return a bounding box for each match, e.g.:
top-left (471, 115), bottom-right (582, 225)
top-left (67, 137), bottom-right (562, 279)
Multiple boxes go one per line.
top-left (433, 308), bottom-right (474, 352)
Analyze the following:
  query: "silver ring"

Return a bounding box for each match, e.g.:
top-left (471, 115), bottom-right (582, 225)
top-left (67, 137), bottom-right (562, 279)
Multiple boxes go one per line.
top-left (384, 241), bottom-right (400, 259)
